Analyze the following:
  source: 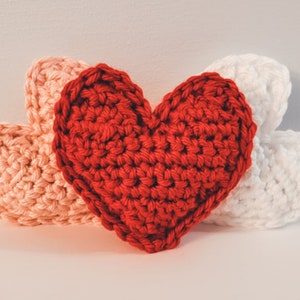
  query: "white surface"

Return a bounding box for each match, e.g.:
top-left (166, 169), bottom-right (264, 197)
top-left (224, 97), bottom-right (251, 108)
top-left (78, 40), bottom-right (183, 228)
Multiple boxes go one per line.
top-left (1, 221), bottom-right (300, 300)
top-left (0, 1), bottom-right (300, 299)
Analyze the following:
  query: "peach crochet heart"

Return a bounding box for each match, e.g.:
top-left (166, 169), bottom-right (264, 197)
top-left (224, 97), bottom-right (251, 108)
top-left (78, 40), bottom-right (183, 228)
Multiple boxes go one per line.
top-left (53, 63), bottom-right (256, 252)
top-left (0, 58), bottom-right (95, 225)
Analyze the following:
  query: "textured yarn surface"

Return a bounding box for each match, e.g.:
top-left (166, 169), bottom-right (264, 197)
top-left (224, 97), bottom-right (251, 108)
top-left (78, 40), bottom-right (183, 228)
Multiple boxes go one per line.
top-left (0, 58), bottom-right (99, 226)
top-left (0, 54), bottom-right (299, 249)
top-left (203, 55), bottom-right (300, 228)
top-left (53, 65), bottom-right (255, 252)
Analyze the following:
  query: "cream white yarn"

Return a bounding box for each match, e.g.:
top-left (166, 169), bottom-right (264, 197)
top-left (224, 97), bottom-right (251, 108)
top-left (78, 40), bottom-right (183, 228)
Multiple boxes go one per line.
top-left (204, 54), bottom-right (300, 228)
top-left (0, 54), bottom-right (299, 229)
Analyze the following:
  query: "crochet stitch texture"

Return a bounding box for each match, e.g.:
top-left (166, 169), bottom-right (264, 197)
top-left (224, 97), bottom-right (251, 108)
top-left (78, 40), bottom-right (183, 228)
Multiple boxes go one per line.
top-left (204, 55), bottom-right (300, 228)
top-left (53, 65), bottom-right (255, 252)
top-left (0, 58), bottom-right (97, 225)
top-left (0, 54), bottom-right (299, 251)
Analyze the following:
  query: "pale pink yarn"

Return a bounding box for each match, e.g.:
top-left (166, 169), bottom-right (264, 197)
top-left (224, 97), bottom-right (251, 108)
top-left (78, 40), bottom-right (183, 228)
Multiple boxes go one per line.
top-left (0, 57), bottom-right (100, 225)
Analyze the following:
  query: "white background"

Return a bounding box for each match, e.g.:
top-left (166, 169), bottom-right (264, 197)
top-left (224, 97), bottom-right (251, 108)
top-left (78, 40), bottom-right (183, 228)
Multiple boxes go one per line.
top-left (0, 1), bottom-right (299, 299)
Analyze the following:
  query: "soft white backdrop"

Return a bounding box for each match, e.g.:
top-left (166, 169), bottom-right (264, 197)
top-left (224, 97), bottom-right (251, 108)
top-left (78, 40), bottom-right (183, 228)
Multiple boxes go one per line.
top-left (0, 1), bottom-right (299, 299)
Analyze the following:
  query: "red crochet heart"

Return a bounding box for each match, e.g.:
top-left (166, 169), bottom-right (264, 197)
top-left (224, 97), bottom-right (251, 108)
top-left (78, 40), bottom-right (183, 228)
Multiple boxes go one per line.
top-left (53, 64), bottom-right (256, 253)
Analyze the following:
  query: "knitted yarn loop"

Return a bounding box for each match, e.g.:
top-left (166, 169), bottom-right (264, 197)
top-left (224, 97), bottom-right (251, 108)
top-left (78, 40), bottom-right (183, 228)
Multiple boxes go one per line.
top-left (53, 64), bottom-right (256, 252)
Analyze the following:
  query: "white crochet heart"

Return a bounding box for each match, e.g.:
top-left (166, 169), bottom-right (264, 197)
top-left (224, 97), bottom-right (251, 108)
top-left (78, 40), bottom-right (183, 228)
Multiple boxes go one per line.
top-left (203, 54), bottom-right (300, 228)
top-left (0, 54), bottom-right (299, 229)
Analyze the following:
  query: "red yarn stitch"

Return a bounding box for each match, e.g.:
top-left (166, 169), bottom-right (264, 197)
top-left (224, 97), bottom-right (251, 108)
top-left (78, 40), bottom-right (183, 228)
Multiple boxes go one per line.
top-left (53, 64), bottom-right (256, 253)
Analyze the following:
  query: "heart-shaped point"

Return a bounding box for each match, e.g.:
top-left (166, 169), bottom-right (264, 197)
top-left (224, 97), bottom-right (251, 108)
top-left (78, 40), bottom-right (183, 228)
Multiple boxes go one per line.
top-left (53, 64), bottom-right (256, 252)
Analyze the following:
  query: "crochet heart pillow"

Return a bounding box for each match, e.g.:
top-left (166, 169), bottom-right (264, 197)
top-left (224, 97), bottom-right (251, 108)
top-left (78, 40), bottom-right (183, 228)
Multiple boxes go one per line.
top-left (53, 64), bottom-right (256, 252)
